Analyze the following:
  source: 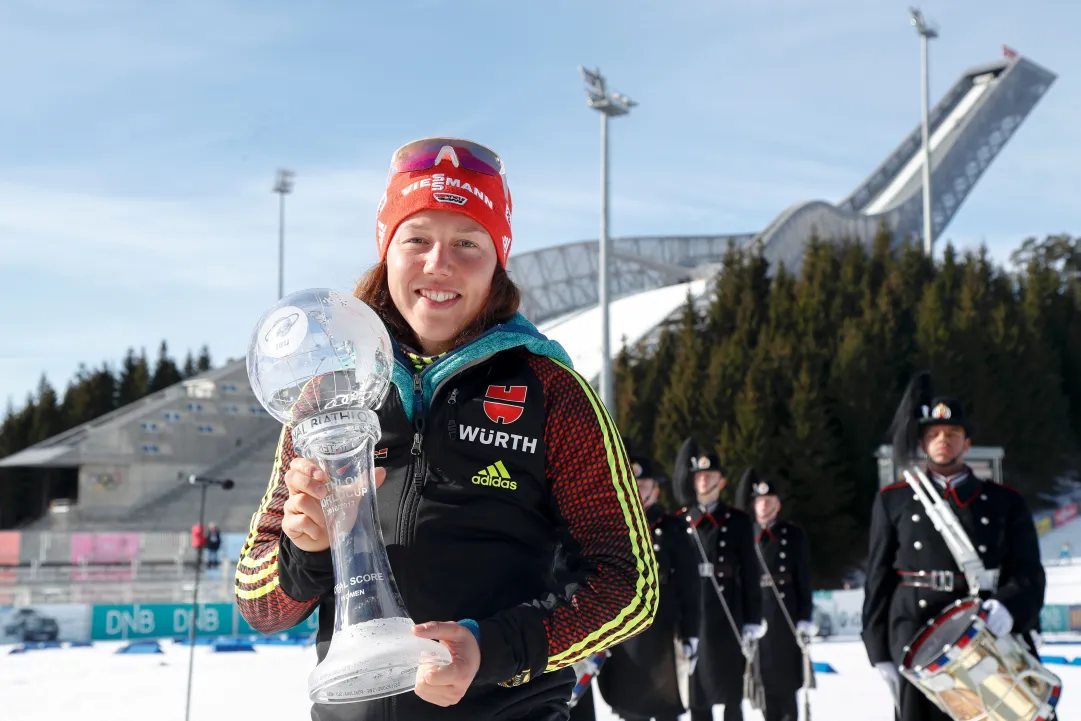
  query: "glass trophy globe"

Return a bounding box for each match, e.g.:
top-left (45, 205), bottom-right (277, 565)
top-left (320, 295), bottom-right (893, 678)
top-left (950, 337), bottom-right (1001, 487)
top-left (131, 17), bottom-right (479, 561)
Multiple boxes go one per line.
top-left (246, 288), bottom-right (451, 704)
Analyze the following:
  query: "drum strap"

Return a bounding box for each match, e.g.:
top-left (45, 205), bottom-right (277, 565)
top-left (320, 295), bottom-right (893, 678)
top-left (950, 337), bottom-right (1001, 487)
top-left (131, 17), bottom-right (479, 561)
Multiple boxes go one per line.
top-left (901, 467), bottom-right (990, 597)
top-left (685, 520), bottom-right (754, 657)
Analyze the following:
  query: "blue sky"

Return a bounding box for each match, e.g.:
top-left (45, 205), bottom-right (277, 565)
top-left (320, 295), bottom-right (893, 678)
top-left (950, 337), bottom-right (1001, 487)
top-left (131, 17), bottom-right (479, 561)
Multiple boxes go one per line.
top-left (1, 0), bottom-right (1078, 411)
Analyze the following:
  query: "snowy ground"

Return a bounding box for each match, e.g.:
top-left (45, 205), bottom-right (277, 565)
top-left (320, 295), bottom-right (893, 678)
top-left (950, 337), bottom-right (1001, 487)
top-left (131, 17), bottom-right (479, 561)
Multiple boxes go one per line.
top-left (3, 637), bottom-right (1079, 721)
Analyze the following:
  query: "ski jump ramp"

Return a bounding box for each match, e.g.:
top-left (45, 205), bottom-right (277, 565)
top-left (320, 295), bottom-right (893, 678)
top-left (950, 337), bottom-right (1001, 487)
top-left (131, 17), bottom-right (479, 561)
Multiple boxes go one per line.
top-left (511, 53), bottom-right (1057, 342)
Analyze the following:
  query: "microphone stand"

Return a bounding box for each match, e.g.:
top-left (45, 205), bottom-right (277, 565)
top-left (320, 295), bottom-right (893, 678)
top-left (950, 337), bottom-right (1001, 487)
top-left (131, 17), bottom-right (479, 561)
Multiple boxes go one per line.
top-left (184, 475), bottom-right (234, 721)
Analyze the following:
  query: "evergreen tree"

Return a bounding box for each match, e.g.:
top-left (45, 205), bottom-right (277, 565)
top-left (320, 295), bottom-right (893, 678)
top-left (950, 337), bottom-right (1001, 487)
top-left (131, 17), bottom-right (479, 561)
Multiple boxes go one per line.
top-left (717, 336), bottom-right (786, 479)
top-left (0, 399), bottom-right (17, 458)
top-left (614, 346), bottom-right (645, 452)
top-left (632, 325), bottom-right (679, 461)
top-left (29, 376), bottom-right (62, 444)
top-left (150, 340), bottom-right (184, 392)
top-left (116, 348), bottom-right (151, 407)
top-left (86, 364), bottom-right (119, 418)
top-left (829, 287), bottom-right (905, 519)
top-left (182, 351), bottom-right (197, 378)
top-left (913, 273), bottom-right (954, 377)
top-left (61, 364), bottom-right (96, 429)
top-left (783, 358), bottom-right (855, 585)
top-left (653, 298), bottom-right (705, 465)
top-left (196, 345), bottom-right (212, 373)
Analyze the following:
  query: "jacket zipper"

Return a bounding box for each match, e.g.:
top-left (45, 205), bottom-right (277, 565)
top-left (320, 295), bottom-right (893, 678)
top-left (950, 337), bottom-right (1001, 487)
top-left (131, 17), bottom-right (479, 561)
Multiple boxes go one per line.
top-left (446, 388), bottom-right (459, 440)
top-left (411, 373), bottom-right (425, 491)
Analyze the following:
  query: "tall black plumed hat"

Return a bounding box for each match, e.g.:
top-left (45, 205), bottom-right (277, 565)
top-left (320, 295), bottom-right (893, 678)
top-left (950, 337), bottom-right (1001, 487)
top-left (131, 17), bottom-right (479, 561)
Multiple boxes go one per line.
top-left (889, 371), bottom-right (970, 468)
top-left (673, 437), bottom-right (727, 507)
top-left (735, 467), bottom-right (780, 512)
top-left (627, 454), bottom-right (667, 484)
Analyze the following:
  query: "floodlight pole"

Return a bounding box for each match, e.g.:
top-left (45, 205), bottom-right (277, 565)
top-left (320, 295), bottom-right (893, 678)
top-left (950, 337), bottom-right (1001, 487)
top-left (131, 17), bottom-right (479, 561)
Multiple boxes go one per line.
top-left (911, 8), bottom-right (938, 257)
top-left (579, 67), bottom-right (636, 413)
top-left (184, 475), bottom-right (234, 721)
top-left (274, 169), bottom-right (295, 300)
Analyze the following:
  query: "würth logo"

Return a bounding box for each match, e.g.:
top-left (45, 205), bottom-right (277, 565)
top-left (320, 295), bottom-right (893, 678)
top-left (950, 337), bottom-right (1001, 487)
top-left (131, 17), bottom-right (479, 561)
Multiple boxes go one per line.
top-left (483, 385), bottom-right (527, 424)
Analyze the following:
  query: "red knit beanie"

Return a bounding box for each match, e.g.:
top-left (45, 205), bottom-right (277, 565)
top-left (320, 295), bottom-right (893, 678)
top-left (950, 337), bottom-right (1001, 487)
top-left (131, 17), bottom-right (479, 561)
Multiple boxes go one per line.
top-left (375, 146), bottom-right (513, 267)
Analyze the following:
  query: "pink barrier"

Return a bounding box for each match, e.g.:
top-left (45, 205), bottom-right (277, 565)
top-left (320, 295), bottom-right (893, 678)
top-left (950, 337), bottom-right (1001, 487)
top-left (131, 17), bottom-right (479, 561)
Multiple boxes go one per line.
top-left (70, 533), bottom-right (140, 582)
top-left (0, 532), bottom-right (19, 566)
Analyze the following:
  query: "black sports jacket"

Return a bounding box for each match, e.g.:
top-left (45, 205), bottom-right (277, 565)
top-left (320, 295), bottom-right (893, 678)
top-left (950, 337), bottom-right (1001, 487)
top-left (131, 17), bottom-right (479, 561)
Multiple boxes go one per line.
top-left (236, 314), bottom-right (658, 721)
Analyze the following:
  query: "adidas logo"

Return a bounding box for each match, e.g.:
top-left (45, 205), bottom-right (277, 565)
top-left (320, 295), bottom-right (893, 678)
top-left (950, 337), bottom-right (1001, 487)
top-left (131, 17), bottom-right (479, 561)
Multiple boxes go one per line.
top-left (471, 460), bottom-right (517, 491)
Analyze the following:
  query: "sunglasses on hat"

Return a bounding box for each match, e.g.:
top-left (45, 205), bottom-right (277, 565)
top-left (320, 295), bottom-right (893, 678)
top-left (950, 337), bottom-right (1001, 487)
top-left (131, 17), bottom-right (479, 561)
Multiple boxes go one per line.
top-left (388, 137), bottom-right (511, 208)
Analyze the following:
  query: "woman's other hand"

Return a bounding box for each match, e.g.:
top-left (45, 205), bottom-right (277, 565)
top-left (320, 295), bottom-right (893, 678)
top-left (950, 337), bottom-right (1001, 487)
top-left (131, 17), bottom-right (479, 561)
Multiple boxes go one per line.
top-left (412, 621), bottom-right (482, 706)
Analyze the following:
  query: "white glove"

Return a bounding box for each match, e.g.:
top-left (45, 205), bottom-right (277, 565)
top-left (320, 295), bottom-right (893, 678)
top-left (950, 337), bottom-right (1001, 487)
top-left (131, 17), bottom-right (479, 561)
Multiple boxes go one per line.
top-left (875, 661), bottom-right (901, 707)
top-left (983, 599), bottom-right (1014, 636)
top-left (682, 637), bottom-right (699, 674)
top-left (741, 623), bottom-right (767, 641)
top-left (796, 620), bottom-right (815, 647)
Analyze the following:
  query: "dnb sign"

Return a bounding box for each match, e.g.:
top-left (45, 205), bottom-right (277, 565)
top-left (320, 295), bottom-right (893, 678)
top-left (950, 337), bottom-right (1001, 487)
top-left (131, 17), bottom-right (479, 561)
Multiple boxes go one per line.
top-left (91, 603), bottom-right (317, 640)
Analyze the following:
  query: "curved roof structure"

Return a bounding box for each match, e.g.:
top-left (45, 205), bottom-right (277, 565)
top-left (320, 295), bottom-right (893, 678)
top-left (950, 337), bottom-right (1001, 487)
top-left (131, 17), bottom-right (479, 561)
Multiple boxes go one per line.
top-left (512, 54), bottom-right (1057, 327)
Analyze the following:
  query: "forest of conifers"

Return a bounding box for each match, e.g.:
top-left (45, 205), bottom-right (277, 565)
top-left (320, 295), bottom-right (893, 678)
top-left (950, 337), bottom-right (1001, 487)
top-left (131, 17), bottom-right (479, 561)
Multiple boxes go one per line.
top-left (613, 229), bottom-right (1081, 583)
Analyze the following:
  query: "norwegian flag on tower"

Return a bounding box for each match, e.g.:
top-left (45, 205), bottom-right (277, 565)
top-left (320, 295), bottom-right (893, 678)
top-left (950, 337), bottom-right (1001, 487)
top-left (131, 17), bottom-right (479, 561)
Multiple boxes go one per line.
top-left (1003, 44), bottom-right (1018, 59)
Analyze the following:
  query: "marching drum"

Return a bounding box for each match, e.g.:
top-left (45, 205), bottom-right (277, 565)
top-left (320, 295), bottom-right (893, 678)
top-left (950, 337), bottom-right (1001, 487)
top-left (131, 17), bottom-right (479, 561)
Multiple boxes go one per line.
top-left (568, 649), bottom-right (608, 708)
top-left (900, 598), bottom-right (1062, 721)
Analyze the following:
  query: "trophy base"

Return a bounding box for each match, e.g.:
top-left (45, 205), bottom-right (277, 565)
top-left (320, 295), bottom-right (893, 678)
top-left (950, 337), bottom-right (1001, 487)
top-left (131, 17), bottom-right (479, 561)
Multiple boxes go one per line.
top-left (308, 616), bottom-right (453, 704)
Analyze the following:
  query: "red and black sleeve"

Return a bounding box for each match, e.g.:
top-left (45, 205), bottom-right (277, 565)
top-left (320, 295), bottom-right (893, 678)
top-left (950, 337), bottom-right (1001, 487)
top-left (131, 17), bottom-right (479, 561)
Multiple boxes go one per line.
top-left (473, 355), bottom-right (659, 687)
top-left (234, 425), bottom-right (333, 633)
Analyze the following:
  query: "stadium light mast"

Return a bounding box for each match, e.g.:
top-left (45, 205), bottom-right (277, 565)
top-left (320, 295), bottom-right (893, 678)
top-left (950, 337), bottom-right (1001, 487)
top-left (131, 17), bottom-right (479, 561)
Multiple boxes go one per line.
top-left (273, 169), bottom-right (295, 300)
top-left (578, 66), bottom-right (637, 412)
top-left (184, 474), bottom-right (234, 721)
top-left (910, 8), bottom-right (938, 257)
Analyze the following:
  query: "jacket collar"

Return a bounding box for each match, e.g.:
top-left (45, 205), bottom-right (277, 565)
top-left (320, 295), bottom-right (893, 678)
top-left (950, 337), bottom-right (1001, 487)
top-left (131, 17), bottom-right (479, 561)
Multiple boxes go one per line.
top-left (942, 467), bottom-right (981, 507)
top-left (684, 499), bottom-right (727, 528)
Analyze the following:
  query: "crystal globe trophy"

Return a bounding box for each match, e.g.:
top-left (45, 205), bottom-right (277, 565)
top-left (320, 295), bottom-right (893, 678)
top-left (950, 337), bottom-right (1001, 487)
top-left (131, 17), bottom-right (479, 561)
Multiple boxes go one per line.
top-left (246, 288), bottom-right (451, 703)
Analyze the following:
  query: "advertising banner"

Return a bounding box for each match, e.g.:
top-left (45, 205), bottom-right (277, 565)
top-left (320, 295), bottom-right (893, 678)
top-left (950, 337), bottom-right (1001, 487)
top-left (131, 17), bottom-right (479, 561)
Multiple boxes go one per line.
top-left (1040, 605), bottom-right (1071, 634)
top-left (92, 603), bottom-right (237, 641)
top-left (90, 603), bottom-right (317, 641)
top-left (1054, 503), bottom-right (1079, 527)
top-left (811, 588), bottom-right (864, 638)
top-left (0, 604), bottom-right (91, 643)
top-left (1036, 515), bottom-right (1054, 536)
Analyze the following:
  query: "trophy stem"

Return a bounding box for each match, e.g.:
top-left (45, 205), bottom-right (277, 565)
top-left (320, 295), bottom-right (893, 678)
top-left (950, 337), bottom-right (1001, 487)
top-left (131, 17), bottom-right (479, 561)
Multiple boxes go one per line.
top-left (291, 408), bottom-right (451, 704)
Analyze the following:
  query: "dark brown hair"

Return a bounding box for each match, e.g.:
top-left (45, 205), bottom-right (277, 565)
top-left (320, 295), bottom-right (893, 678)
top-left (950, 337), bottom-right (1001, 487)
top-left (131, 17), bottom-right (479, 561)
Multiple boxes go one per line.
top-left (353, 263), bottom-right (522, 351)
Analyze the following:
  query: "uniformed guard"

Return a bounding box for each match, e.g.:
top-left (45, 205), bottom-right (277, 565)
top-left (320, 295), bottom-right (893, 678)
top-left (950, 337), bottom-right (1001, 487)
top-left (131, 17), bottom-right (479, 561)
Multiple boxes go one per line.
top-left (592, 454), bottom-right (698, 721)
top-left (736, 468), bottom-right (814, 721)
top-left (673, 438), bottom-right (765, 721)
top-left (861, 372), bottom-right (1048, 721)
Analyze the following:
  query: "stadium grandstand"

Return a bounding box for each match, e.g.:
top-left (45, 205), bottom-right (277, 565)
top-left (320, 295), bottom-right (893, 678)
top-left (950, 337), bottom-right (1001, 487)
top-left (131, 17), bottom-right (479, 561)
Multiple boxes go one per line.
top-left (0, 51), bottom-right (1056, 605)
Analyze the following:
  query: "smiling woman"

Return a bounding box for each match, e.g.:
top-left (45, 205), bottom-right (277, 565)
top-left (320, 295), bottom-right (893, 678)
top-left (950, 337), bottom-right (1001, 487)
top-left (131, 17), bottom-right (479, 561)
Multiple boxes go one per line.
top-left (353, 210), bottom-right (521, 356)
top-left (235, 137), bottom-right (659, 721)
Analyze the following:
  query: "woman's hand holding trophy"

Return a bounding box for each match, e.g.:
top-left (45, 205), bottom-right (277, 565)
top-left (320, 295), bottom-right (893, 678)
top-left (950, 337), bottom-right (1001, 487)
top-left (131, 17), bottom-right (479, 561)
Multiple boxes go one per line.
top-left (283, 458), bottom-right (386, 553)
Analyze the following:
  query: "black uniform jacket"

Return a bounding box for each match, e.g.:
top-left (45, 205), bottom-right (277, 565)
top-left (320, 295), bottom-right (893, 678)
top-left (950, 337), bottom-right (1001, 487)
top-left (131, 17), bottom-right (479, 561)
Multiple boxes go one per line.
top-left (861, 469), bottom-right (1046, 669)
top-left (597, 504), bottom-right (697, 718)
top-left (675, 500), bottom-right (762, 707)
top-left (235, 321), bottom-right (658, 721)
top-left (755, 519), bottom-right (813, 696)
